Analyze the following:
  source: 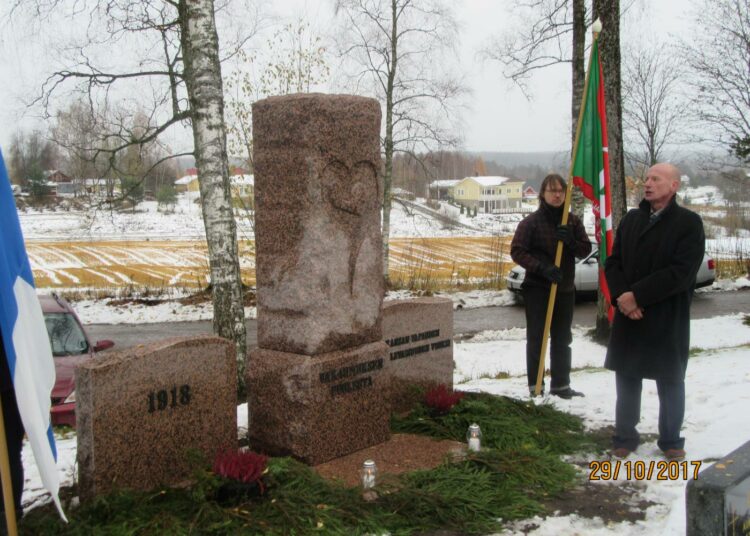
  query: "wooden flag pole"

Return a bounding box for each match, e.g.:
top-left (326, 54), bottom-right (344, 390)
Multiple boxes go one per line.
top-left (534, 19), bottom-right (603, 396)
top-left (0, 395), bottom-right (19, 536)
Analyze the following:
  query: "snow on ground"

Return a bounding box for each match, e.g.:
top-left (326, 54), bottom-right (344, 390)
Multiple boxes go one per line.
top-left (706, 236), bottom-right (750, 257)
top-left (457, 314), bottom-right (750, 535)
top-left (704, 276), bottom-right (750, 292)
top-left (71, 296), bottom-right (258, 323)
top-left (388, 198), bottom-right (531, 237)
top-left (681, 185), bottom-right (724, 206)
top-left (18, 194), bottom-right (529, 241)
top-left (67, 289), bottom-right (519, 325)
top-left (21, 313), bottom-right (750, 536)
top-left (18, 193), bottom-right (255, 242)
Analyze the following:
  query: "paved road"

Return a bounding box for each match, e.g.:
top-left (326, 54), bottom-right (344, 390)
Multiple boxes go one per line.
top-left (86, 290), bottom-right (750, 350)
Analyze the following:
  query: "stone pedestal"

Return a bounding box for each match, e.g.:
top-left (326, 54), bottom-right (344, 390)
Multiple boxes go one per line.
top-left (247, 341), bottom-right (390, 465)
top-left (383, 297), bottom-right (454, 412)
top-left (76, 337), bottom-right (236, 501)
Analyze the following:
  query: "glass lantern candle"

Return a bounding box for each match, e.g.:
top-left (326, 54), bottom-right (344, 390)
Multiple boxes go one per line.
top-left (361, 459), bottom-right (377, 489)
top-left (467, 423), bottom-right (482, 452)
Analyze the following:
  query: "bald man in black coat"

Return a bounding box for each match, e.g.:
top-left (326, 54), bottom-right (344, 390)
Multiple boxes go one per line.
top-left (605, 163), bottom-right (705, 460)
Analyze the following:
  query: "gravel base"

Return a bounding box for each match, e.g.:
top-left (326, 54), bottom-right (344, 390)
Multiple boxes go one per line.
top-left (313, 433), bottom-right (465, 487)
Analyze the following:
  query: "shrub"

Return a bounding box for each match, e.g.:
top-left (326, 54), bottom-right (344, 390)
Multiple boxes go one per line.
top-left (156, 185), bottom-right (177, 211)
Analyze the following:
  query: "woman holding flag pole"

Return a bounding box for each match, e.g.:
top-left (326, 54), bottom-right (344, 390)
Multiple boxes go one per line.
top-left (513, 17), bottom-right (615, 399)
top-left (511, 174), bottom-right (591, 398)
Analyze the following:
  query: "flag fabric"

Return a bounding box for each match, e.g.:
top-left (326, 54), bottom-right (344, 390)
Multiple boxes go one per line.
top-left (571, 37), bottom-right (615, 322)
top-left (0, 149), bottom-right (66, 520)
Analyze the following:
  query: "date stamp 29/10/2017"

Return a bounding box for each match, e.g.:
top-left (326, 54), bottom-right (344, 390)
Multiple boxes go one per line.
top-left (589, 460), bottom-right (702, 481)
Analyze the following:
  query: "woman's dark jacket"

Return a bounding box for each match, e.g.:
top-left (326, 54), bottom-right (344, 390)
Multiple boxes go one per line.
top-left (510, 201), bottom-right (591, 293)
top-left (604, 196), bottom-right (705, 380)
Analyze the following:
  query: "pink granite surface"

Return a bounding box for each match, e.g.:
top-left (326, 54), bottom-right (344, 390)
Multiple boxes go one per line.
top-left (252, 93), bottom-right (384, 356)
top-left (382, 297), bottom-right (454, 412)
top-left (76, 336), bottom-right (236, 501)
top-left (247, 341), bottom-right (390, 465)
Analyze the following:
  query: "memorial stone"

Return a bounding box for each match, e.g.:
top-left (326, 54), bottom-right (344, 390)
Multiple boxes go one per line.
top-left (76, 336), bottom-right (236, 501)
top-left (252, 93), bottom-right (383, 356)
top-left (382, 297), bottom-right (454, 411)
top-left (248, 94), bottom-right (390, 465)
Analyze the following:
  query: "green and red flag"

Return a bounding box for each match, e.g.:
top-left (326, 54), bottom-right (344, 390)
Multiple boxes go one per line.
top-left (572, 37), bottom-right (614, 322)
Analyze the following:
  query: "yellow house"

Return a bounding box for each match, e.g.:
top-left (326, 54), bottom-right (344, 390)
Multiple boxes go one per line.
top-left (174, 174), bottom-right (199, 193)
top-left (452, 176), bottom-right (525, 212)
top-left (428, 179), bottom-right (460, 200)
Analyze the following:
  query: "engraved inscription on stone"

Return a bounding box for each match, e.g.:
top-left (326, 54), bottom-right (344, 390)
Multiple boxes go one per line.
top-left (386, 329), bottom-right (451, 361)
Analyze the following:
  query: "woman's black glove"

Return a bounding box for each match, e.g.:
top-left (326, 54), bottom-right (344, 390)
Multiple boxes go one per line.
top-left (556, 224), bottom-right (576, 247)
top-left (540, 264), bottom-right (563, 284)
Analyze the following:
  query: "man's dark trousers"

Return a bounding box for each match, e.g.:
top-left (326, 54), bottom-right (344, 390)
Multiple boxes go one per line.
top-left (613, 372), bottom-right (685, 451)
top-left (523, 286), bottom-right (575, 390)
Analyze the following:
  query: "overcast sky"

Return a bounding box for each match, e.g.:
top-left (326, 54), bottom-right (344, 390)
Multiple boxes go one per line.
top-left (0, 0), bottom-right (690, 156)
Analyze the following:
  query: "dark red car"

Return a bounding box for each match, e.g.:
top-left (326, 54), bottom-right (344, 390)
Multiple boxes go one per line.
top-left (40, 294), bottom-right (114, 427)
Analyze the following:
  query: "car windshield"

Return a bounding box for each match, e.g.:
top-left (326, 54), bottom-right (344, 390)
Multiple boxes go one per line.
top-left (44, 313), bottom-right (89, 356)
top-left (576, 242), bottom-right (600, 263)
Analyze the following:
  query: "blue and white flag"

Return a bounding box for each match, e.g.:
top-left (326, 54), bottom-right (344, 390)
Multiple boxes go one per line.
top-left (0, 148), bottom-right (65, 520)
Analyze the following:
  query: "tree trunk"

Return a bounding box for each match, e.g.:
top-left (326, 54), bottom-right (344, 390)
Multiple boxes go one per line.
top-left (180, 0), bottom-right (247, 387)
top-left (594, 0), bottom-right (626, 229)
top-left (570, 0), bottom-right (586, 217)
top-left (382, 0), bottom-right (398, 285)
top-left (593, 0), bottom-right (625, 341)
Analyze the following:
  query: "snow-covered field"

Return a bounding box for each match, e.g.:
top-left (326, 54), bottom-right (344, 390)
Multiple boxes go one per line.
top-left (681, 185), bottom-right (724, 206)
top-left (21, 314), bottom-right (750, 536)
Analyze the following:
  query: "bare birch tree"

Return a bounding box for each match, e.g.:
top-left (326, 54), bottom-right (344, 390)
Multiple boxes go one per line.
top-left (622, 45), bottom-right (684, 171)
top-left (482, 0), bottom-right (588, 215)
top-left (179, 0), bottom-right (246, 384)
top-left (683, 0), bottom-right (750, 168)
top-left (334, 0), bottom-right (466, 283)
top-left (9, 0), bottom-right (261, 385)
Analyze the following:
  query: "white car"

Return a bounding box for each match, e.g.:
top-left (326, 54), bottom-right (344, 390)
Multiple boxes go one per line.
top-left (505, 243), bottom-right (715, 298)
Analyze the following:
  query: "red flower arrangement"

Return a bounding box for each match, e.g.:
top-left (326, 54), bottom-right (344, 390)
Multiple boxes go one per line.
top-left (424, 384), bottom-right (465, 415)
top-left (213, 448), bottom-right (268, 486)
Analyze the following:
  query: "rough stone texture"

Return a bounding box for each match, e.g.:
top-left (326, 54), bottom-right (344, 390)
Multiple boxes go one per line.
top-left (686, 439), bottom-right (750, 536)
top-left (76, 336), bottom-right (236, 501)
top-left (247, 341), bottom-right (390, 465)
top-left (382, 298), bottom-right (454, 412)
top-left (252, 93), bottom-right (383, 356)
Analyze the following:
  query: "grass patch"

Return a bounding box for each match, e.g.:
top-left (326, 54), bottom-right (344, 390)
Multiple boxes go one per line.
top-left (392, 392), bottom-right (597, 455)
top-left (22, 392), bottom-right (595, 535)
top-left (475, 370), bottom-right (511, 380)
top-left (569, 365), bottom-right (607, 374)
top-left (714, 258), bottom-right (748, 279)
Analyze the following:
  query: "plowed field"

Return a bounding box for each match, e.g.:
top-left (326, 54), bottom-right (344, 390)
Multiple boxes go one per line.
top-left (27, 236), bottom-right (513, 290)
